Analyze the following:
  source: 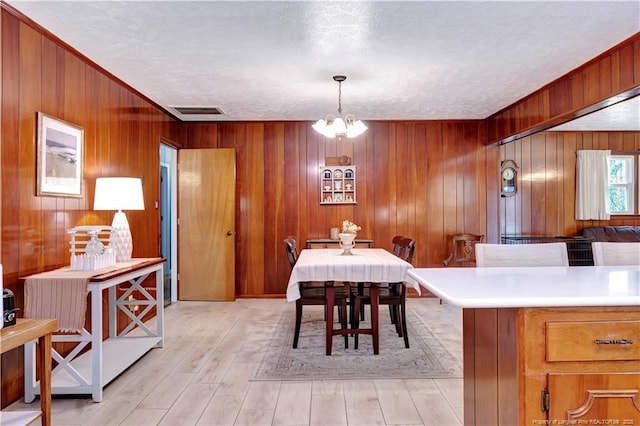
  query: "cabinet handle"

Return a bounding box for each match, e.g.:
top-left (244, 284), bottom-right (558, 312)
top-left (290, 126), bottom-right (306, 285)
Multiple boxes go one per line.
top-left (594, 339), bottom-right (634, 345)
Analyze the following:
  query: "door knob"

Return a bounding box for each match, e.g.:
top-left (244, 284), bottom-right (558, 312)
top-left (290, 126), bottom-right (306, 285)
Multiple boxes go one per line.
top-left (226, 231), bottom-right (234, 236)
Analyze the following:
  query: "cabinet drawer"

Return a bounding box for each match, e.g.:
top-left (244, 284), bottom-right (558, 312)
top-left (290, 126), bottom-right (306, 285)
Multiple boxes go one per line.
top-left (546, 320), bottom-right (640, 362)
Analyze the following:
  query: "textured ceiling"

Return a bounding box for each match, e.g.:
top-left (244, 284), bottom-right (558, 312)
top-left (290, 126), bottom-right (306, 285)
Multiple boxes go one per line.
top-left (6, 1), bottom-right (640, 124)
top-left (550, 97), bottom-right (640, 131)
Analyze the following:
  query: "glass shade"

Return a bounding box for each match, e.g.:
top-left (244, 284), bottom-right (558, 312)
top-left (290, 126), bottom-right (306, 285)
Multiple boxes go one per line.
top-left (346, 119), bottom-right (368, 138)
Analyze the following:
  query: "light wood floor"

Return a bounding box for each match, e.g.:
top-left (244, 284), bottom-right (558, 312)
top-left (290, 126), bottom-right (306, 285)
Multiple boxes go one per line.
top-left (9, 297), bottom-right (463, 426)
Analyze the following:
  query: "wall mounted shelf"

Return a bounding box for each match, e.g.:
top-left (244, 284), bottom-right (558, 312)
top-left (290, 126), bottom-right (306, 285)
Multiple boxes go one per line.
top-left (320, 165), bottom-right (356, 204)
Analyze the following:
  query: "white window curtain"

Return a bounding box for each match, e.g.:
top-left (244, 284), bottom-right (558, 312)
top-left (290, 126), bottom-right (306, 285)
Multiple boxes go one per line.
top-left (576, 150), bottom-right (611, 220)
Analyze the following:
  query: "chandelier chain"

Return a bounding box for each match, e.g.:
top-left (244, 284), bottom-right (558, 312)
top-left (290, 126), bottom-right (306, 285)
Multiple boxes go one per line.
top-left (337, 80), bottom-right (342, 116)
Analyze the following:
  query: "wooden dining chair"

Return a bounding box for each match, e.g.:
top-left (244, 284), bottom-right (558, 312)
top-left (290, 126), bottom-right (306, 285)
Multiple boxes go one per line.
top-left (352, 235), bottom-right (415, 349)
top-left (592, 242), bottom-right (640, 265)
top-left (392, 235), bottom-right (416, 264)
top-left (443, 233), bottom-right (484, 266)
top-left (284, 236), bottom-right (348, 349)
top-left (475, 242), bottom-right (569, 267)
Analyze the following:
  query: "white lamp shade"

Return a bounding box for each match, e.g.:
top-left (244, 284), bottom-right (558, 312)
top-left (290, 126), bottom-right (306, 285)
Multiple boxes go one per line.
top-left (346, 120), bottom-right (367, 138)
top-left (312, 119), bottom-right (328, 135)
top-left (332, 117), bottom-right (347, 136)
top-left (94, 177), bottom-right (145, 211)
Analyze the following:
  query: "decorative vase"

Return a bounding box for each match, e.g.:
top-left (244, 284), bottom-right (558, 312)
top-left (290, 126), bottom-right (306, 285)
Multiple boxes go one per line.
top-left (338, 233), bottom-right (356, 255)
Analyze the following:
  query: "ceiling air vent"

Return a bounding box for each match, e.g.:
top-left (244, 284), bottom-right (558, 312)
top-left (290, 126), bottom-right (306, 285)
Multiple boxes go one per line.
top-left (172, 106), bottom-right (224, 115)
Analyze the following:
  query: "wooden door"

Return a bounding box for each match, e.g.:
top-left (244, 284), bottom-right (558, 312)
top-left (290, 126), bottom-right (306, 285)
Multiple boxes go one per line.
top-left (548, 373), bottom-right (640, 423)
top-left (178, 148), bottom-right (235, 301)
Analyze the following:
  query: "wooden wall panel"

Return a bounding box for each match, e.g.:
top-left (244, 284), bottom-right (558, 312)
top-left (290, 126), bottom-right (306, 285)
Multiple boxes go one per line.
top-left (487, 33), bottom-right (640, 145)
top-left (181, 120), bottom-right (489, 297)
top-left (500, 131), bottom-right (640, 237)
top-left (0, 9), bottom-right (178, 408)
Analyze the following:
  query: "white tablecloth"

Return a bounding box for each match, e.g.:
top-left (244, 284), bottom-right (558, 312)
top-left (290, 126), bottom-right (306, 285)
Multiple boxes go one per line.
top-left (286, 248), bottom-right (420, 301)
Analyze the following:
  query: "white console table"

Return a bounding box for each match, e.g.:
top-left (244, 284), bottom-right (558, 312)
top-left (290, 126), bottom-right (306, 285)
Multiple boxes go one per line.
top-left (23, 258), bottom-right (164, 402)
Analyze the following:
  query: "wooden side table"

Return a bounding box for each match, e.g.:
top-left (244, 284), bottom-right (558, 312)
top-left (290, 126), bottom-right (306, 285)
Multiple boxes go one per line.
top-left (0, 318), bottom-right (57, 426)
top-left (306, 238), bottom-right (373, 249)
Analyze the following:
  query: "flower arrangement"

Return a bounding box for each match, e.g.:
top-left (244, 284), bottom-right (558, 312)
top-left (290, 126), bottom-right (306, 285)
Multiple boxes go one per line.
top-left (341, 220), bottom-right (361, 234)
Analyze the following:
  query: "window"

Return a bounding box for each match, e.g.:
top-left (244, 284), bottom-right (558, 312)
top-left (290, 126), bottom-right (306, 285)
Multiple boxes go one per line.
top-left (608, 154), bottom-right (638, 215)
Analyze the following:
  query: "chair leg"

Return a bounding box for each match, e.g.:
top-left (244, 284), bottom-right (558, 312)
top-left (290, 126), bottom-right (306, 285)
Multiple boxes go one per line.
top-left (400, 301), bottom-right (409, 348)
top-left (370, 285), bottom-right (379, 355)
top-left (341, 302), bottom-right (348, 349)
top-left (393, 305), bottom-right (402, 336)
top-left (293, 301), bottom-right (303, 348)
top-left (353, 298), bottom-right (361, 349)
top-left (349, 296), bottom-right (355, 334)
top-left (389, 304), bottom-right (396, 325)
top-left (358, 283), bottom-right (365, 320)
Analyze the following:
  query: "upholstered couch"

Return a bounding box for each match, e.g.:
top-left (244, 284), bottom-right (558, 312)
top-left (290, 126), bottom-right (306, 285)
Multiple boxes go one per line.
top-left (580, 226), bottom-right (640, 242)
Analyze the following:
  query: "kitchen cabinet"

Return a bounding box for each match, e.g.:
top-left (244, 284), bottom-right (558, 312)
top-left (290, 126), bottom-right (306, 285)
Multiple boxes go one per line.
top-left (524, 308), bottom-right (640, 425)
top-left (548, 373), bottom-right (640, 423)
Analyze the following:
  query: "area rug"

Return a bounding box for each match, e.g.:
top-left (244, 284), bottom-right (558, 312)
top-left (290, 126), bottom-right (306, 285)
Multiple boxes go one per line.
top-left (253, 308), bottom-right (462, 380)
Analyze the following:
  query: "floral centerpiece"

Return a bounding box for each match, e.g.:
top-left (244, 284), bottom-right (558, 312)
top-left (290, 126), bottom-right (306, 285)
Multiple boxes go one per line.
top-left (341, 220), bottom-right (361, 234)
top-left (339, 220), bottom-right (361, 255)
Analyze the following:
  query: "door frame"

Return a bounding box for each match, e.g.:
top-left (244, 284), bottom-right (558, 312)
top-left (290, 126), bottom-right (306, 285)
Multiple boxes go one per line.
top-left (160, 142), bottom-right (178, 303)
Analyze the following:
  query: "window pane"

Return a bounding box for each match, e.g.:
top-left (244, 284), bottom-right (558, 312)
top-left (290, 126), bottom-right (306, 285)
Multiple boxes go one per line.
top-left (608, 186), bottom-right (629, 213)
top-left (609, 156), bottom-right (634, 184)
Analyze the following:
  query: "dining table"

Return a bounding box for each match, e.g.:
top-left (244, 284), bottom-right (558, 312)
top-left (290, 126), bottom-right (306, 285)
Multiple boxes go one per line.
top-left (286, 247), bottom-right (420, 355)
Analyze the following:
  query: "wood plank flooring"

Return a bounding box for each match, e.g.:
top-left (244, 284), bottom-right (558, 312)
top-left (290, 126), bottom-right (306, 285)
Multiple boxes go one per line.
top-left (7, 297), bottom-right (463, 425)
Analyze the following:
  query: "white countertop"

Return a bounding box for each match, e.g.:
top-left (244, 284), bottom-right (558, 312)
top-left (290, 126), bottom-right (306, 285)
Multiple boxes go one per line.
top-left (407, 266), bottom-right (640, 308)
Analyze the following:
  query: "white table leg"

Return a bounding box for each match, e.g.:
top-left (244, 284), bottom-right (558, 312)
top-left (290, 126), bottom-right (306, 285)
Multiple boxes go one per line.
top-left (90, 286), bottom-right (103, 402)
top-left (155, 267), bottom-right (164, 347)
top-left (108, 286), bottom-right (116, 339)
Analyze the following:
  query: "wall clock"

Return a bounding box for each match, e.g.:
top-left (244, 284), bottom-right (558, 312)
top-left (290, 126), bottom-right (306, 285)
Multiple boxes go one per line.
top-left (500, 160), bottom-right (518, 197)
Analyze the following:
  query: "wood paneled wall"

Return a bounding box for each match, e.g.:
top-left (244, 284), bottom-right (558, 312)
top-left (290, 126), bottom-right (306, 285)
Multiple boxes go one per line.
top-left (487, 33), bottom-right (640, 145)
top-left (180, 121), bottom-right (491, 297)
top-left (500, 131), bottom-right (640, 236)
top-left (1, 7), bottom-right (179, 407)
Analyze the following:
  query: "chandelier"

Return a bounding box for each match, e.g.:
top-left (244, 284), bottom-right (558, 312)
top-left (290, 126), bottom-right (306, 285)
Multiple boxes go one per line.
top-left (313, 75), bottom-right (367, 139)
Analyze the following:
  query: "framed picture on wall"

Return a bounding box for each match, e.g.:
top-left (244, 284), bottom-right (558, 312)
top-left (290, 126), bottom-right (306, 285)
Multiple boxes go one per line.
top-left (36, 112), bottom-right (84, 197)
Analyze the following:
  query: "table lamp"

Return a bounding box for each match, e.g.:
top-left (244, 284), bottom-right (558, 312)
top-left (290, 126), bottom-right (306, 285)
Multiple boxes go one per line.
top-left (93, 177), bottom-right (145, 262)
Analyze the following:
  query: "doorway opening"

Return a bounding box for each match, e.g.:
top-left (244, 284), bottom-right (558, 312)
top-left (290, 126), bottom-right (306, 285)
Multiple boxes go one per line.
top-left (160, 143), bottom-right (178, 304)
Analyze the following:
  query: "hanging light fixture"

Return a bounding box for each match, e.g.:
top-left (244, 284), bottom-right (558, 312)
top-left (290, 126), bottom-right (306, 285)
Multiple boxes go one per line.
top-left (313, 75), bottom-right (367, 139)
